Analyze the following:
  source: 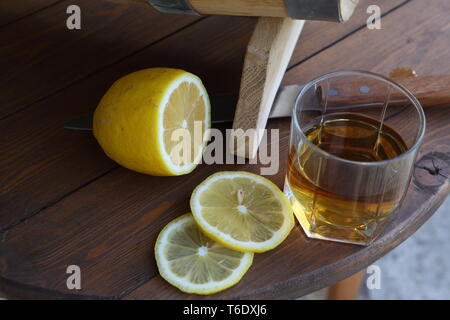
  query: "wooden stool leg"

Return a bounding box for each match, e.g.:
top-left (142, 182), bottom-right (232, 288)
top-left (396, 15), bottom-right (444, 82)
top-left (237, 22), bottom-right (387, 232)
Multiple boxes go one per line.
top-left (328, 270), bottom-right (364, 300)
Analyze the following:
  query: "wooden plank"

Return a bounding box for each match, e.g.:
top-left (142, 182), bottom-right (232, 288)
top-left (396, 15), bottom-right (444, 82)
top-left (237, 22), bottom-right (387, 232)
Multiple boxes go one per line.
top-left (0, 0), bottom-right (404, 120)
top-left (0, 0), bottom-right (61, 26)
top-left (231, 0), bottom-right (407, 159)
top-left (0, 0), bottom-right (410, 230)
top-left (125, 106), bottom-right (450, 299)
top-left (1, 106), bottom-right (449, 299)
top-left (288, 0), bottom-right (408, 67)
top-left (112, 0), bottom-right (289, 17)
top-left (0, 0), bottom-right (199, 119)
top-left (1, 0), bottom-right (450, 299)
top-left (124, 108), bottom-right (450, 300)
top-left (284, 0), bottom-right (450, 85)
top-left (0, 16), bottom-right (255, 231)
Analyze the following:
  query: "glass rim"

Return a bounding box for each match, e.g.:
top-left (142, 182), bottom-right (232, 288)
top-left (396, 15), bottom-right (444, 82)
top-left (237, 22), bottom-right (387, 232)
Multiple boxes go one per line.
top-left (292, 70), bottom-right (426, 166)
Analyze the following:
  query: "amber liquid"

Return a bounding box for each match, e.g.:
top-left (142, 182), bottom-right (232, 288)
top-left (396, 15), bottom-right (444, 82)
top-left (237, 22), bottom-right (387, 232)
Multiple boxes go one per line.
top-left (287, 113), bottom-right (409, 245)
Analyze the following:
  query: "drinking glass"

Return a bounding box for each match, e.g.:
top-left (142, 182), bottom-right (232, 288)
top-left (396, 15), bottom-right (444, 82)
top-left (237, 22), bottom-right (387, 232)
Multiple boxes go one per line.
top-left (285, 70), bottom-right (426, 245)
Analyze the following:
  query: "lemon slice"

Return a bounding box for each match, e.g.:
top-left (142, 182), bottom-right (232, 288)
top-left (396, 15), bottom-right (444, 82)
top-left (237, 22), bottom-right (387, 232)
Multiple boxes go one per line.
top-left (93, 68), bottom-right (210, 176)
top-left (155, 214), bottom-right (253, 295)
top-left (190, 171), bottom-right (294, 253)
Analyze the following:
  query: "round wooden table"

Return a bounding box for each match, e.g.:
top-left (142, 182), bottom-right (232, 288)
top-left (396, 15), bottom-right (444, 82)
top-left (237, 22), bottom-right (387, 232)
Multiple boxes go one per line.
top-left (1, 0), bottom-right (449, 299)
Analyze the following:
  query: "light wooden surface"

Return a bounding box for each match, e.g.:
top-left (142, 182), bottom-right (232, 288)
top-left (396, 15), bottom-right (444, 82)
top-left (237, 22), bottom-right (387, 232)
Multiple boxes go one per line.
top-left (232, 17), bottom-right (304, 158)
top-left (328, 271), bottom-right (365, 300)
top-left (0, 0), bottom-right (60, 26)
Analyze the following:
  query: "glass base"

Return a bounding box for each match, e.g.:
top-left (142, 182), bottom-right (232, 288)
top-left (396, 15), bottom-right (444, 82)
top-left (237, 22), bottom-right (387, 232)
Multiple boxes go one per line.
top-left (284, 180), bottom-right (376, 246)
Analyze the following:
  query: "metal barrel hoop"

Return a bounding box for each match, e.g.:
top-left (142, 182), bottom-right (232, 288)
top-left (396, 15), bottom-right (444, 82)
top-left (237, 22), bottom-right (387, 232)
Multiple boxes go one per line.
top-left (284, 0), bottom-right (359, 22)
top-left (147, 0), bottom-right (199, 15)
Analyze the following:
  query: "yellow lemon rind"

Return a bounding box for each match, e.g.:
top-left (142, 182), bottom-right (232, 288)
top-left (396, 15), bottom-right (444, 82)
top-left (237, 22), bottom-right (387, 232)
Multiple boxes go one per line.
top-left (190, 171), bottom-right (295, 253)
top-left (93, 68), bottom-right (211, 176)
top-left (154, 213), bottom-right (254, 295)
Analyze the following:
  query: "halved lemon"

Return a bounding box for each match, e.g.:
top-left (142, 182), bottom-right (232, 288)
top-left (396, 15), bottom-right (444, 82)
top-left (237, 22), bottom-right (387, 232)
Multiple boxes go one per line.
top-left (155, 214), bottom-right (253, 295)
top-left (190, 171), bottom-right (294, 253)
top-left (93, 68), bottom-right (210, 176)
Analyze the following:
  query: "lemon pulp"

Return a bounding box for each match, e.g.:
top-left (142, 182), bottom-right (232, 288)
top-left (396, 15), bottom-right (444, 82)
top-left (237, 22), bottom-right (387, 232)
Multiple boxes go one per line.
top-left (163, 81), bottom-right (207, 167)
top-left (190, 171), bottom-right (294, 253)
top-left (155, 214), bottom-right (253, 295)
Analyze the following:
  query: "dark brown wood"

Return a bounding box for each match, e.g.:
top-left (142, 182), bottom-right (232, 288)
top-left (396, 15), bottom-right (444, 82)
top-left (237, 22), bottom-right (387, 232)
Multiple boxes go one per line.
top-left (125, 105), bottom-right (450, 299)
top-left (1, 0), bottom-right (449, 299)
top-left (0, 16), bottom-right (256, 231)
top-left (0, 0), bottom-right (199, 119)
top-left (108, 0), bottom-right (150, 8)
top-left (1, 106), bottom-right (447, 299)
top-left (0, 0), bottom-right (404, 120)
top-left (0, 0), bottom-right (60, 26)
top-left (283, 0), bottom-right (450, 85)
top-left (401, 75), bottom-right (450, 107)
top-left (288, 0), bottom-right (408, 66)
top-left (0, 0), bottom-right (413, 231)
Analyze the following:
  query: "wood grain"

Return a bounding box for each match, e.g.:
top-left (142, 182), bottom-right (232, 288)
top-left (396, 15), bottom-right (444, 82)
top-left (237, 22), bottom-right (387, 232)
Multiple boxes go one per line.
top-left (113, 0), bottom-right (406, 68)
top-left (0, 16), bottom-right (255, 231)
top-left (1, 0), bottom-right (450, 299)
top-left (0, 0), bottom-right (61, 26)
top-left (0, 0), bottom-right (406, 120)
top-left (232, 17), bottom-right (304, 158)
top-left (0, 0), bottom-right (408, 231)
top-left (127, 106), bottom-right (449, 299)
top-left (0, 0), bottom-right (199, 119)
top-left (320, 75), bottom-right (450, 108)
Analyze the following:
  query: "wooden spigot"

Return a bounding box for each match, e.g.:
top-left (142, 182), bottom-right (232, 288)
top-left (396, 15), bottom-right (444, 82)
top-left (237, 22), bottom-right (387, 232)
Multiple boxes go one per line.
top-left (109, 0), bottom-right (360, 158)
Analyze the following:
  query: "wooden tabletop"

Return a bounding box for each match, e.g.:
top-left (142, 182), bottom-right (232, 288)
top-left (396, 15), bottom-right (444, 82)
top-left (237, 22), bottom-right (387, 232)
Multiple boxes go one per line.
top-left (1, 0), bottom-right (449, 299)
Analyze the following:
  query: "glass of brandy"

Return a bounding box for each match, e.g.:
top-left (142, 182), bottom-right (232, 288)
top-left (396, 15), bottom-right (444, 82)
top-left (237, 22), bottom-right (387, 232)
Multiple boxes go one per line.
top-left (285, 70), bottom-right (426, 245)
